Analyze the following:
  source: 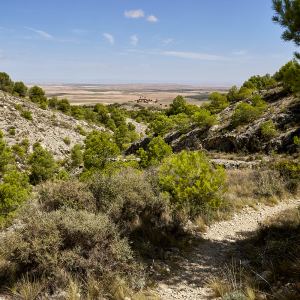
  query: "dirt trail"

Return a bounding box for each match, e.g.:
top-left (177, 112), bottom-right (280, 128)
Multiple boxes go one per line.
top-left (157, 199), bottom-right (300, 300)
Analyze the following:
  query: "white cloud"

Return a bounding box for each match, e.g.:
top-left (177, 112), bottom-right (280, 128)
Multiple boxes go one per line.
top-left (163, 38), bottom-right (174, 45)
top-left (130, 35), bottom-right (139, 46)
top-left (25, 27), bottom-right (53, 40)
top-left (103, 33), bottom-right (115, 45)
top-left (124, 9), bottom-right (145, 19)
top-left (162, 51), bottom-right (227, 61)
top-left (147, 15), bottom-right (158, 23)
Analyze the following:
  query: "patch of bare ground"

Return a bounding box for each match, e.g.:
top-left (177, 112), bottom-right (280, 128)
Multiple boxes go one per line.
top-left (156, 199), bottom-right (300, 300)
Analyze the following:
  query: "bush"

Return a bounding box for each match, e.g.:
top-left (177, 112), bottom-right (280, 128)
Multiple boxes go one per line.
top-left (28, 86), bottom-right (47, 107)
top-left (192, 108), bottom-right (217, 129)
top-left (260, 120), bottom-right (278, 140)
top-left (207, 92), bottom-right (229, 113)
top-left (274, 60), bottom-right (300, 93)
top-left (88, 168), bottom-right (183, 249)
top-left (0, 72), bottom-right (14, 93)
top-left (21, 110), bottom-right (33, 121)
top-left (167, 96), bottom-right (189, 115)
top-left (71, 144), bottom-right (83, 167)
top-left (137, 136), bottom-right (172, 168)
top-left (63, 136), bottom-right (71, 145)
top-left (231, 96), bottom-right (267, 128)
top-left (242, 74), bottom-right (276, 90)
top-left (149, 114), bottom-right (175, 135)
top-left (83, 131), bottom-right (120, 170)
top-left (0, 132), bottom-right (14, 173)
top-left (0, 206), bottom-right (141, 294)
top-left (13, 81), bottom-right (28, 97)
top-left (28, 144), bottom-right (58, 184)
top-left (159, 151), bottom-right (226, 217)
top-left (0, 170), bottom-right (31, 222)
top-left (275, 159), bottom-right (300, 193)
top-left (38, 180), bottom-right (95, 212)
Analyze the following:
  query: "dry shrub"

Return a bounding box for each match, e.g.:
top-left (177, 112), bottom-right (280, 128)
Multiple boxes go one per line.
top-left (88, 168), bottom-right (186, 250)
top-left (0, 204), bottom-right (143, 296)
top-left (38, 179), bottom-right (96, 212)
top-left (225, 168), bottom-right (286, 208)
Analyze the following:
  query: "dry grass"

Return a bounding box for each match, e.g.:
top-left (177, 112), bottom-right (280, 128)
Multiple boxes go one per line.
top-left (207, 262), bottom-right (257, 300)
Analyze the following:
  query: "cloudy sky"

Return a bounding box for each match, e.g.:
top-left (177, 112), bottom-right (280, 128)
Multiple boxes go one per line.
top-left (0, 0), bottom-right (297, 85)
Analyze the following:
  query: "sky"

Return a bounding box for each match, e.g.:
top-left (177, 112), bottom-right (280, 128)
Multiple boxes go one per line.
top-left (0, 0), bottom-right (297, 86)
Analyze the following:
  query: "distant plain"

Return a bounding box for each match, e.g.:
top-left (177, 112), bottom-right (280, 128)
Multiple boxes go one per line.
top-left (40, 84), bottom-right (228, 107)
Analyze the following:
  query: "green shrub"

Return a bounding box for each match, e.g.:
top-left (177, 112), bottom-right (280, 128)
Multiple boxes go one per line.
top-left (21, 110), bottom-right (32, 121)
top-left (0, 132), bottom-right (14, 173)
top-left (0, 72), bottom-right (14, 93)
top-left (159, 151), bottom-right (226, 217)
top-left (83, 131), bottom-right (120, 170)
top-left (192, 108), bottom-right (217, 129)
top-left (8, 127), bottom-right (16, 136)
top-left (274, 60), bottom-right (300, 93)
top-left (28, 86), bottom-right (48, 107)
top-left (71, 144), bottom-right (83, 167)
top-left (242, 74), bottom-right (276, 90)
top-left (207, 92), bottom-right (229, 113)
top-left (63, 136), bottom-right (71, 145)
top-left (231, 96), bottom-right (267, 128)
top-left (13, 81), bottom-right (28, 97)
top-left (149, 114), bottom-right (175, 135)
top-left (0, 170), bottom-right (31, 222)
top-left (260, 120), bottom-right (278, 140)
top-left (28, 144), bottom-right (58, 184)
top-left (137, 136), bottom-right (172, 168)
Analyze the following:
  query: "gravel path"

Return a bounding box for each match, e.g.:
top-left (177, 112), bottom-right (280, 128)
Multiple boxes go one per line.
top-left (157, 199), bottom-right (300, 300)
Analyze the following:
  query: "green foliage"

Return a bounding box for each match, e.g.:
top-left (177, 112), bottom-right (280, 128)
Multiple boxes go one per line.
top-left (0, 170), bottom-right (31, 221)
top-left (192, 108), bottom-right (217, 128)
top-left (71, 144), bottom-right (83, 167)
top-left (137, 136), bottom-right (172, 168)
top-left (207, 92), bottom-right (229, 113)
top-left (20, 110), bottom-right (33, 121)
top-left (242, 74), bottom-right (276, 90)
top-left (227, 86), bottom-right (240, 103)
top-left (275, 159), bottom-right (300, 193)
top-left (8, 127), bottom-right (16, 136)
top-left (83, 131), bottom-right (120, 170)
top-left (0, 132), bottom-right (14, 173)
top-left (13, 81), bottom-right (28, 97)
top-left (159, 151), bottom-right (226, 216)
top-left (63, 136), bottom-right (71, 145)
top-left (260, 120), bottom-right (278, 140)
top-left (231, 96), bottom-right (267, 128)
top-left (167, 95), bottom-right (189, 115)
top-left (28, 144), bottom-right (58, 185)
top-left (57, 98), bottom-right (71, 113)
top-left (0, 72), bottom-right (14, 93)
top-left (149, 114), bottom-right (175, 135)
top-left (28, 86), bottom-right (47, 107)
top-left (273, 0), bottom-right (300, 58)
top-left (114, 123), bottom-right (139, 150)
top-left (274, 60), bottom-right (300, 93)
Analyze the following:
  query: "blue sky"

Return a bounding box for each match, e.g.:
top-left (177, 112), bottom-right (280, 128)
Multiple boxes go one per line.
top-left (0, 0), bottom-right (297, 85)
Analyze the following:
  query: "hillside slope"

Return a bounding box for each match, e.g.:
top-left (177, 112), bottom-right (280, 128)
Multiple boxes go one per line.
top-left (127, 88), bottom-right (300, 155)
top-left (0, 91), bottom-right (104, 159)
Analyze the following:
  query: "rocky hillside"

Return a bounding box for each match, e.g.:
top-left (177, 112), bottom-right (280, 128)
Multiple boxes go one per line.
top-left (127, 88), bottom-right (300, 155)
top-left (0, 91), bottom-right (105, 159)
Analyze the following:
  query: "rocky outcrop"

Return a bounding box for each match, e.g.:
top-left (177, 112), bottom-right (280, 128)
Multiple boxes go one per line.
top-left (127, 89), bottom-right (300, 155)
top-left (0, 91), bottom-right (105, 159)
